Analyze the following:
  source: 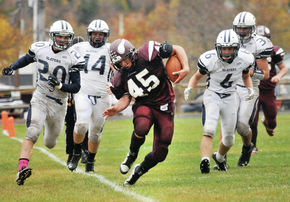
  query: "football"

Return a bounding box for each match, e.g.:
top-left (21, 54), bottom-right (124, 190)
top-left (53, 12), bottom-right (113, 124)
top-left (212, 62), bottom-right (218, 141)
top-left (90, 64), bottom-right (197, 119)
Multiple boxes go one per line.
top-left (166, 55), bottom-right (181, 82)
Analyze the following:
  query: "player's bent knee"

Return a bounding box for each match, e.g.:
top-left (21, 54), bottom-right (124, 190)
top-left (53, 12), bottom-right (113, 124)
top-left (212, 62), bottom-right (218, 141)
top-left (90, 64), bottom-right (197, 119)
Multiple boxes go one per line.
top-left (89, 133), bottom-right (101, 144)
top-left (26, 125), bottom-right (42, 143)
top-left (44, 141), bottom-right (56, 149)
top-left (222, 135), bottom-right (235, 147)
top-left (153, 144), bottom-right (168, 162)
top-left (74, 123), bottom-right (88, 135)
top-left (237, 122), bottom-right (250, 137)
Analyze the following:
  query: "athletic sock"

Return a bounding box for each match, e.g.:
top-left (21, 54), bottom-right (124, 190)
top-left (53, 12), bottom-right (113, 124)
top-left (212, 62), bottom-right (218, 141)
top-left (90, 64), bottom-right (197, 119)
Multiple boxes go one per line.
top-left (74, 143), bottom-right (82, 154)
top-left (129, 131), bottom-right (145, 155)
top-left (87, 152), bottom-right (96, 162)
top-left (216, 152), bottom-right (225, 162)
top-left (18, 158), bottom-right (29, 171)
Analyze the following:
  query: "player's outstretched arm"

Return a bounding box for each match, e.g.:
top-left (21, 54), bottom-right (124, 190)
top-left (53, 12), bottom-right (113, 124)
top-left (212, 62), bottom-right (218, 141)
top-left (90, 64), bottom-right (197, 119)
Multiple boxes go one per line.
top-left (103, 95), bottom-right (131, 120)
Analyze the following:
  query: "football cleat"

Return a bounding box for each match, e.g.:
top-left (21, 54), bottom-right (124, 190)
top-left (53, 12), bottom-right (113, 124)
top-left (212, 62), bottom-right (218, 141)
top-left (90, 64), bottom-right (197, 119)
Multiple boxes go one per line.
top-left (123, 164), bottom-right (143, 186)
top-left (67, 153), bottom-right (81, 171)
top-left (200, 159), bottom-right (210, 174)
top-left (261, 117), bottom-right (274, 136)
top-left (212, 152), bottom-right (227, 171)
top-left (120, 152), bottom-right (137, 174)
top-left (85, 161), bottom-right (95, 173)
top-left (67, 154), bottom-right (73, 166)
top-left (16, 168), bottom-right (32, 186)
top-left (251, 146), bottom-right (258, 155)
top-left (238, 143), bottom-right (254, 167)
top-left (81, 151), bottom-right (89, 164)
top-left (213, 155), bottom-right (227, 170)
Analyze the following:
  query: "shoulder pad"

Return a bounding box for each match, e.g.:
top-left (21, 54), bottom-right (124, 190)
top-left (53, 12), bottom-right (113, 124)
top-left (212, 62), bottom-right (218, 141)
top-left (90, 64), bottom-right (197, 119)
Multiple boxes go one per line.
top-left (254, 35), bottom-right (273, 58)
top-left (198, 49), bottom-right (217, 74)
top-left (138, 41), bottom-right (160, 62)
top-left (29, 41), bottom-right (50, 54)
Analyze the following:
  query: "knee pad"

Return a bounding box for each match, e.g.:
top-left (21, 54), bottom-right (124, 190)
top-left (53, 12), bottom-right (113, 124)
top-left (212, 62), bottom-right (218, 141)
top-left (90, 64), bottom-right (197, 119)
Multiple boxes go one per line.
top-left (26, 124), bottom-right (42, 143)
top-left (89, 132), bottom-right (101, 144)
top-left (44, 140), bottom-right (56, 149)
top-left (222, 135), bottom-right (235, 147)
top-left (152, 144), bottom-right (168, 162)
top-left (237, 121), bottom-right (250, 137)
top-left (134, 116), bottom-right (151, 137)
top-left (74, 122), bottom-right (88, 135)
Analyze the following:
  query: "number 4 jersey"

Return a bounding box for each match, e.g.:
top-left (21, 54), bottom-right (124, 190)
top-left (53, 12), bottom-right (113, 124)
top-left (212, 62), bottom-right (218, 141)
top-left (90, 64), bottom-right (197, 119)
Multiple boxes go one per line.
top-left (197, 48), bottom-right (255, 94)
top-left (110, 41), bottom-right (175, 108)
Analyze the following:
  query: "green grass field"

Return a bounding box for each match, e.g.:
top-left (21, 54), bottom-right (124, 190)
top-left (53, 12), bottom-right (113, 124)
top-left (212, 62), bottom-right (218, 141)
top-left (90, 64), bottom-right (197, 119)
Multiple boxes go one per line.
top-left (0, 113), bottom-right (289, 202)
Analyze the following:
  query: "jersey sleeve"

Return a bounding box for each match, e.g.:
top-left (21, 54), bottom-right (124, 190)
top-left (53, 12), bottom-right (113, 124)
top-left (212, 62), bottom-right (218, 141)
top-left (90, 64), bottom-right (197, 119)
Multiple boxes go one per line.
top-left (272, 46), bottom-right (285, 64)
top-left (242, 51), bottom-right (255, 74)
top-left (255, 35), bottom-right (273, 59)
top-left (29, 41), bottom-right (50, 57)
top-left (67, 46), bottom-right (86, 69)
top-left (110, 71), bottom-right (129, 99)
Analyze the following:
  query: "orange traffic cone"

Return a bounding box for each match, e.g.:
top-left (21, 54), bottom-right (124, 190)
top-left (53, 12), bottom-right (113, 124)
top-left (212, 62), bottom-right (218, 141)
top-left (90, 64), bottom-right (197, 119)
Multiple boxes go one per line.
top-left (1, 111), bottom-right (9, 131)
top-left (7, 116), bottom-right (16, 137)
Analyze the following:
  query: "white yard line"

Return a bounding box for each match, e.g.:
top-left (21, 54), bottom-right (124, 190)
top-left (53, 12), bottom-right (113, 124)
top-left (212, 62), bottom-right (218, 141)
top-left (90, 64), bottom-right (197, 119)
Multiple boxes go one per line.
top-left (2, 131), bottom-right (155, 202)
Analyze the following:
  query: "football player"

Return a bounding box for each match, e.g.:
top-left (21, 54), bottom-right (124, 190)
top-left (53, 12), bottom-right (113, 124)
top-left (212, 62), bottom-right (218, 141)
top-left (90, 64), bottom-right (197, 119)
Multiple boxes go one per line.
top-left (251, 25), bottom-right (288, 153)
top-left (184, 29), bottom-right (254, 173)
top-left (231, 11), bottom-right (273, 166)
top-left (103, 39), bottom-right (189, 186)
top-left (67, 19), bottom-right (113, 173)
top-left (64, 36), bottom-right (89, 166)
top-left (2, 20), bottom-right (85, 185)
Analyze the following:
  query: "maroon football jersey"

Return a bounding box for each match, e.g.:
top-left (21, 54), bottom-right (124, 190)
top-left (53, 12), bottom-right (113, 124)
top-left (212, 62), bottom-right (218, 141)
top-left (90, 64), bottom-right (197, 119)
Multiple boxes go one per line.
top-left (259, 45), bottom-right (284, 90)
top-left (110, 41), bottom-right (175, 108)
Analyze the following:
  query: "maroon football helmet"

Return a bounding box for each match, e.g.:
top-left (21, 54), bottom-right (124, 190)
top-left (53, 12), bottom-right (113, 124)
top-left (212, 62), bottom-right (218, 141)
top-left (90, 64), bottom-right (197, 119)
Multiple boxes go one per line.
top-left (109, 39), bottom-right (136, 71)
top-left (256, 25), bottom-right (271, 39)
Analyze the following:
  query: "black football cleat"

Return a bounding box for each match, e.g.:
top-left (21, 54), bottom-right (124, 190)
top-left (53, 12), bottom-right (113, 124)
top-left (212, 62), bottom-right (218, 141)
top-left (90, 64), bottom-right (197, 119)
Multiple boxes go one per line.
top-left (120, 152), bottom-right (137, 174)
top-left (238, 143), bottom-right (254, 167)
top-left (212, 152), bottom-right (227, 171)
top-left (85, 161), bottom-right (95, 173)
top-left (200, 159), bottom-right (210, 174)
top-left (68, 153), bottom-right (81, 171)
top-left (123, 164), bottom-right (144, 186)
top-left (16, 168), bottom-right (32, 186)
top-left (81, 151), bottom-right (89, 164)
top-left (213, 155), bottom-right (227, 170)
top-left (67, 153), bottom-right (73, 166)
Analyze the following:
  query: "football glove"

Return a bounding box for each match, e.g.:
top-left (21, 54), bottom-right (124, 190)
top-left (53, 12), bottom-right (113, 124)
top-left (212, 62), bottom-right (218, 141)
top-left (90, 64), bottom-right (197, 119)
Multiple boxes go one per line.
top-left (245, 88), bottom-right (254, 101)
top-left (48, 74), bottom-right (62, 90)
top-left (252, 69), bottom-right (264, 80)
top-left (184, 87), bottom-right (194, 101)
top-left (2, 65), bottom-right (14, 76)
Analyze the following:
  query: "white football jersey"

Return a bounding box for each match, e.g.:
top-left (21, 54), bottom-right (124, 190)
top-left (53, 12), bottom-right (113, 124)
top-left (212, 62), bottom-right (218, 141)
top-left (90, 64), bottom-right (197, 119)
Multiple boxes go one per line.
top-left (73, 42), bottom-right (112, 96)
top-left (239, 34), bottom-right (273, 87)
top-left (197, 49), bottom-right (254, 94)
top-left (30, 41), bottom-right (85, 99)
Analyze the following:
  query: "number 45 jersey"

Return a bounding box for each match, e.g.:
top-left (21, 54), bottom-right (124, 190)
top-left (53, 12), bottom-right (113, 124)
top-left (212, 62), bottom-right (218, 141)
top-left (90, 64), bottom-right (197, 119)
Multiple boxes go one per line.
top-left (197, 48), bottom-right (255, 94)
top-left (110, 41), bottom-right (175, 108)
top-left (73, 42), bottom-right (112, 96)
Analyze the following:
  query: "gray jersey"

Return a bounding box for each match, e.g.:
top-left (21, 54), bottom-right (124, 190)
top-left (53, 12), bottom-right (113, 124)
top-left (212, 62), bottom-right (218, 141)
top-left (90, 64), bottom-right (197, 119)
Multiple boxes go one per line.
top-left (197, 49), bottom-right (254, 94)
top-left (239, 34), bottom-right (273, 87)
top-left (30, 41), bottom-right (85, 99)
top-left (72, 42), bottom-right (112, 96)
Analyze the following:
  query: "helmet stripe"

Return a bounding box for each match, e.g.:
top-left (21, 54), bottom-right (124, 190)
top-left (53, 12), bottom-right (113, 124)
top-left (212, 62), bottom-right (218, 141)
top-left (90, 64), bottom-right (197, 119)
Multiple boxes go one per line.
top-left (228, 30), bottom-right (231, 43)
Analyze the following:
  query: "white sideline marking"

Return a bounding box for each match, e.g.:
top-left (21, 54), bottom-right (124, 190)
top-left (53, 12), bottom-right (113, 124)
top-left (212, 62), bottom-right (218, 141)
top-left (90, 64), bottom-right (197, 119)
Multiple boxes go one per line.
top-left (2, 131), bottom-right (155, 202)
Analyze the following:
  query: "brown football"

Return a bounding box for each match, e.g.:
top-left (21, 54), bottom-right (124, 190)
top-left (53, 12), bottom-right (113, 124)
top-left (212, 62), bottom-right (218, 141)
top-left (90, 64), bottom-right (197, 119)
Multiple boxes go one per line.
top-left (166, 55), bottom-right (181, 82)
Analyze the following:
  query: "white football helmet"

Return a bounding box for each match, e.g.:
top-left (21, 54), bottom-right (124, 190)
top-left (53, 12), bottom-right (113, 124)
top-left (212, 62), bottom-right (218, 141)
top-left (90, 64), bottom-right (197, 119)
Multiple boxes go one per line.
top-left (215, 29), bottom-right (240, 63)
top-left (49, 20), bottom-right (74, 50)
top-left (256, 25), bottom-right (271, 39)
top-left (233, 11), bottom-right (256, 40)
top-left (87, 19), bottom-right (110, 48)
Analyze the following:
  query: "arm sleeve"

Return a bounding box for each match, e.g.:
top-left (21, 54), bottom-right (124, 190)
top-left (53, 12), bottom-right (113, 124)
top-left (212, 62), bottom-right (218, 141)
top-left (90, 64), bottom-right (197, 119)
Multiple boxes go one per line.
top-left (11, 53), bottom-right (35, 70)
top-left (60, 70), bottom-right (81, 93)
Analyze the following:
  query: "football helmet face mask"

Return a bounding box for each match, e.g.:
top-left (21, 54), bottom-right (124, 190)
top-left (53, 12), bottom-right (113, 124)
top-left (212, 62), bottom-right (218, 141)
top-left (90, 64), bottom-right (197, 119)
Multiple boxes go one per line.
top-left (109, 39), bottom-right (136, 71)
top-left (215, 29), bottom-right (240, 63)
top-left (49, 20), bottom-right (74, 50)
top-left (233, 11), bottom-right (256, 40)
top-left (256, 25), bottom-right (271, 39)
top-left (87, 19), bottom-right (110, 48)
